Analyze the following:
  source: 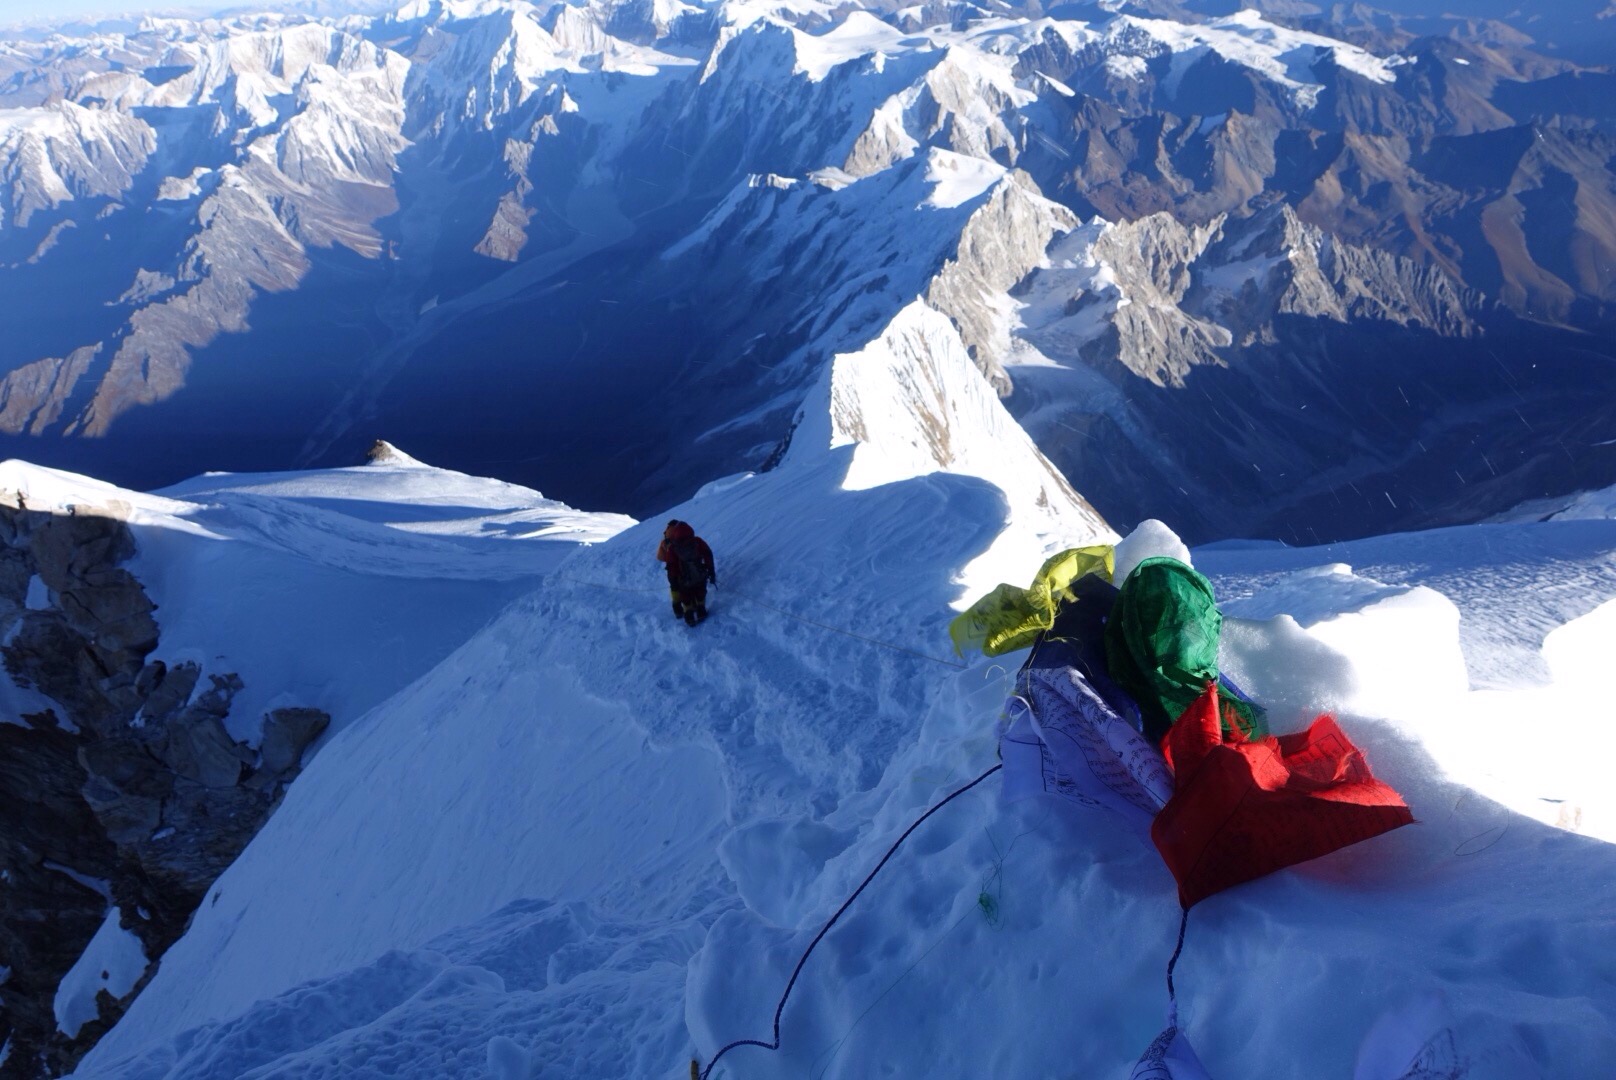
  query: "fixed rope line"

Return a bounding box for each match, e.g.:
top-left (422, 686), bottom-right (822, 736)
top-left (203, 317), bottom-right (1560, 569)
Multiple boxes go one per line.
top-left (556, 575), bottom-right (967, 670)
top-left (807, 802), bottom-right (1055, 1077)
top-left (1166, 906), bottom-right (1191, 1009)
top-left (723, 586), bottom-right (967, 670)
top-left (554, 574), bottom-right (660, 596)
top-left (695, 762), bottom-right (1003, 1080)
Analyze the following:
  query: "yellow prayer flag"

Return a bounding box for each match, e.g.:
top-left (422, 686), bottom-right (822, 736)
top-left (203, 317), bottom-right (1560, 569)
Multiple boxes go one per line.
top-left (949, 545), bottom-right (1114, 657)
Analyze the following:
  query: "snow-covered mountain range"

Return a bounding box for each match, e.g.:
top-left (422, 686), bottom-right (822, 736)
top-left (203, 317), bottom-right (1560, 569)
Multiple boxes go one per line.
top-left (0, 0), bottom-right (1613, 542)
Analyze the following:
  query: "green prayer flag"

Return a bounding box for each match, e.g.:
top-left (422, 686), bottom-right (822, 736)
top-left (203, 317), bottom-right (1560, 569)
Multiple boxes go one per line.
top-left (1104, 556), bottom-right (1265, 744)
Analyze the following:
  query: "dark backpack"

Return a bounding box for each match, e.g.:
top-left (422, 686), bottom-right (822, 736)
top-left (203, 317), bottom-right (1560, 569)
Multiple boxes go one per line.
top-left (670, 536), bottom-right (708, 590)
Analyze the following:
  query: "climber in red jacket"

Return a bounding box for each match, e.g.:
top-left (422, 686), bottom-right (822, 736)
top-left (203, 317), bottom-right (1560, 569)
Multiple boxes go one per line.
top-left (656, 519), bottom-right (716, 626)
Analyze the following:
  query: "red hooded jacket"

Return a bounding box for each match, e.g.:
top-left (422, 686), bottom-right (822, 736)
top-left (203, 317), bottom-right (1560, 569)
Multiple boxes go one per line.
top-left (656, 520), bottom-right (714, 588)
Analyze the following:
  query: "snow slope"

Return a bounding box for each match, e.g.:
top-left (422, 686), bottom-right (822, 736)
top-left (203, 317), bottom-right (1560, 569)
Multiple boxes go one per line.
top-left (1493, 480), bottom-right (1616, 525)
top-left (68, 374), bottom-right (1616, 1077)
top-left (53, 909), bottom-right (145, 1042)
top-left (1201, 521), bottom-right (1616, 847)
top-left (0, 448), bottom-right (630, 743)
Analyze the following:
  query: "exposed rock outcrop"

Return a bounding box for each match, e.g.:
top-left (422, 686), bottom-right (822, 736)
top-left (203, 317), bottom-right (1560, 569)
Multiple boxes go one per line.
top-left (0, 499), bottom-right (329, 1080)
top-left (925, 171), bottom-right (1079, 393)
top-left (1018, 202), bottom-right (1477, 387)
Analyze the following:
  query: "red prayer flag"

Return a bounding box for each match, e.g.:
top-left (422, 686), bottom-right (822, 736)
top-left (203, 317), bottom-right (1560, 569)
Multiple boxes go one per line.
top-left (1152, 684), bottom-right (1413, 909)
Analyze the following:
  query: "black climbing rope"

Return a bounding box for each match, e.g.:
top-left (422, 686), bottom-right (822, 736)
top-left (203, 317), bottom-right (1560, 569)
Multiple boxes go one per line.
top-left (696, 762), bottom-right (1004, 1080)
top-left (1166, 906), bottom-right (1191, 1008)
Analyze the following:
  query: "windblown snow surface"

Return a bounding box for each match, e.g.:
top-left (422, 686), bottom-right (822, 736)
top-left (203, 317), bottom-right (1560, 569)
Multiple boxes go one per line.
top-left (0, 449), bottom-right (631, 744)
top-left (61, 365), bottom-right (1616, 1075)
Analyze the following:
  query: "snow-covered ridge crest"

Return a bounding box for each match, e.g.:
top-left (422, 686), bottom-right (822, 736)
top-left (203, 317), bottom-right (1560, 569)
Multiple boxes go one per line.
top-left (390, 0), bottom-right (537, 22)
top-left (1110, 9), bottom-right (1399, 101)
top-left (0, 102), bottom-right (154, 228)
top-left (704, 4), bottom-right (1401, 98)
top-left (656, 146), bottom-right (1076, 452)
top-left (795, 297), bottom-right (1112, 594)
top-left (144, 21), bottom-right (407, 124)
top-left (404, 0), bottom-right (694, 138)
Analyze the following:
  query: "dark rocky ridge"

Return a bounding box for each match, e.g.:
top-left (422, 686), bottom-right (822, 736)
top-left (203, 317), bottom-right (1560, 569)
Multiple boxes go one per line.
top-left (0, 500), bottom-right (328, 1080)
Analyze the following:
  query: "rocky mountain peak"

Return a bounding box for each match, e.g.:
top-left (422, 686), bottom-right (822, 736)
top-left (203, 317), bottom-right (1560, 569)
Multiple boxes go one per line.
top-left (365, 438), bottom-right (425, 465)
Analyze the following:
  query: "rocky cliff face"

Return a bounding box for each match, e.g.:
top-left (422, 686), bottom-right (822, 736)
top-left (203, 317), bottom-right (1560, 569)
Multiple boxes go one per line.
top-left (1016, 202), bottom-right (1477, 387)
top-left (0, 499), bottom-right (327, 1080)
top-left (926, 171), bottom-right (1080, 394)
top-left (1006, 200), bottom-right (1616, 541)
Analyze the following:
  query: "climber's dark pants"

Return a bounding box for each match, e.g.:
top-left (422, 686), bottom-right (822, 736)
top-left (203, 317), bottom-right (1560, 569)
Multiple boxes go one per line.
top-left (670, 582), bottom-right (708, 616)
